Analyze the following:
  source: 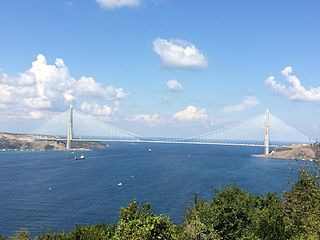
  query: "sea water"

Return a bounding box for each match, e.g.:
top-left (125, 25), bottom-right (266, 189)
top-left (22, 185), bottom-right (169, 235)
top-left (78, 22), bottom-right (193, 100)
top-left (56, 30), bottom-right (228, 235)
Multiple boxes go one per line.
top-left (0, 143), bottom-right (311, 236)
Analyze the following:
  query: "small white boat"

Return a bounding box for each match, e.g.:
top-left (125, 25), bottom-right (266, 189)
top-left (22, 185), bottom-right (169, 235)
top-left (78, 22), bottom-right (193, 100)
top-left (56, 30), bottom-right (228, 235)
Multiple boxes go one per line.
top-left (117, 182), bottom-right (122, 186)
top-left (75, 155), bottom-right (85, 160)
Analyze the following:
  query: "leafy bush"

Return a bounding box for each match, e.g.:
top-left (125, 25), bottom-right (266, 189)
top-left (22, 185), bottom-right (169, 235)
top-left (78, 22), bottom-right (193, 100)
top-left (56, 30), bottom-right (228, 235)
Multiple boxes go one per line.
top-left (184, 188), bottom-right (287, 240)
top-left (11, 229), bottom-right (30, 240)
top-left (113, 200), bottom-right (179, 240)
top-left (283, 167), bottom-right (320, 239)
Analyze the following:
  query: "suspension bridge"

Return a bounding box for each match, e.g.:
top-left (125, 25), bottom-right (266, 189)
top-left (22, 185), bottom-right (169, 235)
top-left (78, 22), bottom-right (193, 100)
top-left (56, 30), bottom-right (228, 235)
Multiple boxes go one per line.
top-left (30, 106), bottom-right (313, 155)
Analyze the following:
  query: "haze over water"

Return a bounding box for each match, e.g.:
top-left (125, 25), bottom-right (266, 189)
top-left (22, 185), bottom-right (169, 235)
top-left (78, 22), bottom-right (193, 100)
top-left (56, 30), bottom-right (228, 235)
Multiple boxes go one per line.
top-left (0, 143), bottom-right (310, 236)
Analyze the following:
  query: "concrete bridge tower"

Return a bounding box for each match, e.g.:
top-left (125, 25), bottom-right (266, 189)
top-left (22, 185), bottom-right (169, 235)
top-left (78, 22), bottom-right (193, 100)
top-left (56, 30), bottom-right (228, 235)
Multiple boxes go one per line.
top-left (264, 109), bottom-right (270, 155)
top-left (66, 105), bottom-right (73, 150)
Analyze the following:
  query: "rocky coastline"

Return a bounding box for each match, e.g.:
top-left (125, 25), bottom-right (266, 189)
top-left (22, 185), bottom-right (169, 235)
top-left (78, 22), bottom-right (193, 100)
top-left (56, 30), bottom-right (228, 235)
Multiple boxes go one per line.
top-left (253, 143), bottom-right (320, 161)
top-left (0, 132), bottom-right (107, 151)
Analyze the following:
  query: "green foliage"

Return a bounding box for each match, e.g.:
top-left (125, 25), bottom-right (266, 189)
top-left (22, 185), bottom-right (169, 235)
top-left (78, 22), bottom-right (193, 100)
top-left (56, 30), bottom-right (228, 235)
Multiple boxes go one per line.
top-left (38, 232), bottom-right (68, 240)
top-left (11, 229), bottom-right (30, 240)
top-left (113, 200), bottom-right (179, 240)
top-left (251, 193), bottom-right (287, 240)
top-left (283, 167), bottom-right (320, 239)
top-left (37, 202), bottom-right (178, 240)
top-left (184, 195), bottom-right (221, 240)
top-left (68, 224), bottom-right (115, 240)
top-left (38, 224), bottom-right (115, 240)
top-left (184, 168), bottom-right (320, 240)
top-left (184, 187), bottom-right (287, 240)
top-left (185, 187), bottom-right (256, 239)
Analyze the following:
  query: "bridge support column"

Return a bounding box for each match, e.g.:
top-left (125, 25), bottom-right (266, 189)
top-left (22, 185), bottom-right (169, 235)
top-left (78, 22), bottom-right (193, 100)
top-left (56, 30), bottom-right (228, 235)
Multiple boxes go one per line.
top-left (264, 109), bottom-right (270, 155)
top-left (66, 105), bottom-right (73, 150)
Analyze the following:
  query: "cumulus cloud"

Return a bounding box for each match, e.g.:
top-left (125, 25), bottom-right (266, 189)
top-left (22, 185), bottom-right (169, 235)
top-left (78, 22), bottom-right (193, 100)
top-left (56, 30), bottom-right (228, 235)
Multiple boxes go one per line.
top-left (166, 80), bottom-right (183, 92)
top-left (0, 54), bottom-right (128, 118)
top-left (153, 38), bottom-right (207, 69)
top-left (173, 105), bottom-right (208, 122)
top-left (131, 113), bottom-right (163, 126)
top-left (80, 102), bottom-right (113, 117)
top-left (223, 96), bottom-right (260, 113)
top-left (76, 77), bottom-right (128, 100)
top-left (265, 66), bottom-right (320, 103)
top-left (22, 97), bottom-right (52, 110)
top-left (96, 0), bottom-right (140, 9)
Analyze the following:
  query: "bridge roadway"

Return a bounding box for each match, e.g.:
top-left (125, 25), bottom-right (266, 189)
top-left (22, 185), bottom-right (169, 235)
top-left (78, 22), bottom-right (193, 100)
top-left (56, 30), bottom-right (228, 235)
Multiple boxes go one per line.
top-left (37, 136), bottom-right (292, 148)
top-left (30, 107), bottom-right (313, 154)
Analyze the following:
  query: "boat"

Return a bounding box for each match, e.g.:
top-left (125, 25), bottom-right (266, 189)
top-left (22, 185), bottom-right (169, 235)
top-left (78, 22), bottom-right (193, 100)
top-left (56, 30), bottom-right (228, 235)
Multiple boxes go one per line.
top-left (75, 154), bottom-right (85, 160)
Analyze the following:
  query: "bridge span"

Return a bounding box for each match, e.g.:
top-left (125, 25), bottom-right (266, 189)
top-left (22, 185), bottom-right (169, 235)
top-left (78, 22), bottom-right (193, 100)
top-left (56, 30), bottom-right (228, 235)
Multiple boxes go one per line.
top-left (31, 106), bottom-right (313, 154)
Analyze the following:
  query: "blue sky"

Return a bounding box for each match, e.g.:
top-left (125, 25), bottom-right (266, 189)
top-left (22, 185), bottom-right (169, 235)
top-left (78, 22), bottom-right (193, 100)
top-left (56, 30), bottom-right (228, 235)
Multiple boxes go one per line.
top-left (0, 0), bottom-right (320, 138)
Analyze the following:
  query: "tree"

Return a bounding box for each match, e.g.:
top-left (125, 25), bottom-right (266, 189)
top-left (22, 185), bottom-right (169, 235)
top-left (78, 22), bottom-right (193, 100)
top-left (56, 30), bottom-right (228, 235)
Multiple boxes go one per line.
top-left (185, 187), bottom-right (289, 240)
top-left (184, 193), bottom-right (221, 239)
top-left (247, 192), bottom-right (287, 240)
top-left (67, 224), bottom-right (116, 240)
top-left (283, 166), bottom-right (320, 239)
top-left (113, 200), bottom-right (179, 240)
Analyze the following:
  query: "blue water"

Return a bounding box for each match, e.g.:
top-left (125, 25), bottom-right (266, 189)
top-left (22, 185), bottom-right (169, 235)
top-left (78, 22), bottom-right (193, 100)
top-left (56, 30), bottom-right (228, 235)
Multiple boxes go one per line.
top-left (0, 143), bottom-right (311, 236)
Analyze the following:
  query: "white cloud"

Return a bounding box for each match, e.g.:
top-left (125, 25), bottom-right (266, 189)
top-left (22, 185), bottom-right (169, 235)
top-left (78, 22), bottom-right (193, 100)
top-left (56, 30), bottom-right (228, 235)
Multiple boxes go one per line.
top-left (166, 80), bottom-right (183, 92)
top-left (0, 84), bottom-right (16, 103)
top-left (266, 66), bottom-right (320, 103)
top-left (0, 54), bottom-right (128, 119)
top-left (22, 97), bottom-right (52, 110)
top-left (80, 102), bottom-right (113, 117)
top-left (131, 113), bottom-right (163, 126)
top-left (173, 105), bottom-right (208, 122)
top-left (96, 0), bottom-right (140, 9)
top-left (63, 91), bottom-right (75, 102)
top-left (76, 77), bottom-right (128, 100)
top-left (153, 38), bottom-right (207, 69)
top-left (223, 96), bottom-right (260, 113)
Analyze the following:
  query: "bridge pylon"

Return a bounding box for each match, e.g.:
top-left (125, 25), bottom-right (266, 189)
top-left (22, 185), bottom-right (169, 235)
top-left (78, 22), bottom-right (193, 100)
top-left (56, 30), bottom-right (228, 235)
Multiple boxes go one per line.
top-left (264, 108), bottom-right (270, 155)
top-left (66, 105), bottom-right (73, 150)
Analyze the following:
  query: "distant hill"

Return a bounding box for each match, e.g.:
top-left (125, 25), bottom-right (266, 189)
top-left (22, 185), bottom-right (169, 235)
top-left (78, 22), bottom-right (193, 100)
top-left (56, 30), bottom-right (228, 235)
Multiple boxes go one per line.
top-left (0, 132), bottom-right (107, 151)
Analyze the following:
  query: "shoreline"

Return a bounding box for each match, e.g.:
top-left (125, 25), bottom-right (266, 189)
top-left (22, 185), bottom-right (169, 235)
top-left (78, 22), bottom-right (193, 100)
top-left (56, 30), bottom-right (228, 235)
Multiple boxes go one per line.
top-left (252, 143), bottom-right (319, 162)
top-left (0, 148), bottom-right (94, 152)
top-left (0, 132), bottom-right (107, 152)
top-left (252, 154), bottom-right (315, 162)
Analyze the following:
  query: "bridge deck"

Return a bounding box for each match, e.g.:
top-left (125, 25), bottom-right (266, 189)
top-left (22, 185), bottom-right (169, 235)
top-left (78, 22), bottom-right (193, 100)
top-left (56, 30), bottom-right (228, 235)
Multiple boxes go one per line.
top-left (36, 137), bottom-right (293, 148)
